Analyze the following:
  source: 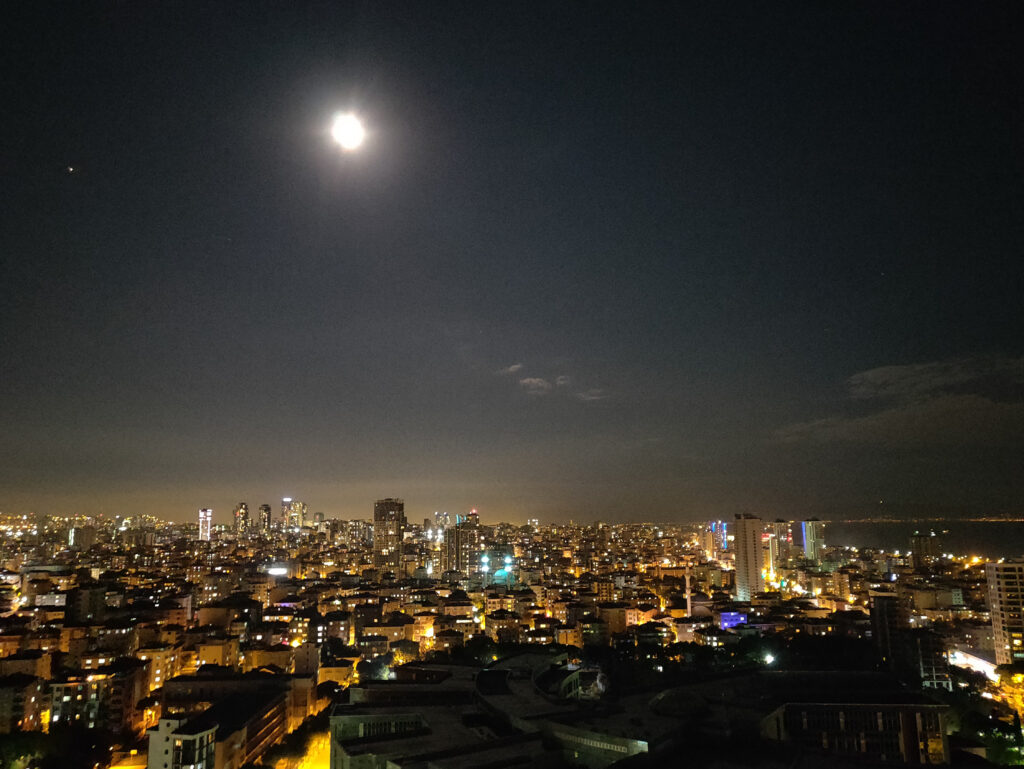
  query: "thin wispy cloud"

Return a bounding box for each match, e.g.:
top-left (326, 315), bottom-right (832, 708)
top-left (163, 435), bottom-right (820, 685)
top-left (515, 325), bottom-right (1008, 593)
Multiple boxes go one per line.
top-left (496, 363), bottom-right (524, 375)
top-left (576, 388), bottom-right (608, 402)
top-left (519, 377), bottom-right (553, 395)
top-left (555, 375), bottom-right (571, 387)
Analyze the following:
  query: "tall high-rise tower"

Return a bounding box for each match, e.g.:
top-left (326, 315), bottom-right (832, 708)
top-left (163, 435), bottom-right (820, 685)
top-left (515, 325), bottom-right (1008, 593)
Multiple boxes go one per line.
top-left (373, 498), bottom-right (406, 571)
top-left (910, 530), bottom-right (943, 568)
top-left (766, 519), bottom-right (793, 578)
top-left (733, 513), bottom-right (763, 602)
top-left (281, 498), bottom-right (308, 529)
top-left (987, 560), bottom-right (1024, 666)
top-left (441, 510), bottom-right (483, 575)
top-left (872, 592), bottom-right (909, 666)
top-left (703, 520), bottom-right (729, 562)
top-left (233, 502), bottom-right (250, 535)
top-left (258, 504), bottom-right (272, 533)
top-left (198, 508), bottom-right (213, 541)
top-left (800, 519), bottom-right (826, 563)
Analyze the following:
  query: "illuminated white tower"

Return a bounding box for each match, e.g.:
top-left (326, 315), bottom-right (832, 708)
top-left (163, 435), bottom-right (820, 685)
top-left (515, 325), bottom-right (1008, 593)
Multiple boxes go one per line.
top-left (734, 513), bottom-right (764, 602)
top-left (988, 559), bottom-right (1024, 665)
top-left (198, 508), bottom-right (213, 541)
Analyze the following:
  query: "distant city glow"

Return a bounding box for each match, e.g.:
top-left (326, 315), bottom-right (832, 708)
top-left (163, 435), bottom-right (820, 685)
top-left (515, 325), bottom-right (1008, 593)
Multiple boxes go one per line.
top-left (331, 113), bottom-right (365, 150)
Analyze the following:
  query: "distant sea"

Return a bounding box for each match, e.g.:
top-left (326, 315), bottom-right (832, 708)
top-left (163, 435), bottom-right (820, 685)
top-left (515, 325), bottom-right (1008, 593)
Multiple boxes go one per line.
top-left (826, 521), bottom-right (1024, 559)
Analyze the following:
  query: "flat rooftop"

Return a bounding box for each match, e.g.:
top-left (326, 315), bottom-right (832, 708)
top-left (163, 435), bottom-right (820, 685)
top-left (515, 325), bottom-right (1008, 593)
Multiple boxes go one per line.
top-left (334, 704), bottom-right (526, 765)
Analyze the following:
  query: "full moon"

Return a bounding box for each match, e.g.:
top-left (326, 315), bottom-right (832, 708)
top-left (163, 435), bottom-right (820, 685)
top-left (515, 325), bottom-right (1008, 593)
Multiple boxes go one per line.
top-left (331, 113), bottom-right (365, 151)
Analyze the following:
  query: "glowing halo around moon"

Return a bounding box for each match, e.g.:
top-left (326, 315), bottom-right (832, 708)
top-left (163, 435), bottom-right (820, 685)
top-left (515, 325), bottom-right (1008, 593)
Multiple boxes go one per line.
top-left (331, 113), bottom-right (365, 151)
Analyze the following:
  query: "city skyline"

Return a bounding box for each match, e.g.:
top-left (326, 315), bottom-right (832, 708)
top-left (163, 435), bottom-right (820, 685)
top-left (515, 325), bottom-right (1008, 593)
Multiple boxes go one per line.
top-left (4, 6), bottom-right (1024, 768)
top-left (3, 4), bottom-right (1023, 522)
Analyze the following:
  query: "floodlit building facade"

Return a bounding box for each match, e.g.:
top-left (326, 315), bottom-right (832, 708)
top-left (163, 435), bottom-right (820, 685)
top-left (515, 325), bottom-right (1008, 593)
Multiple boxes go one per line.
top-left (733, 514), bottom-right (764, 602)
top-left (198, 509), bottom-right (213, 542)
top-left (987, 559), bottom-right (1024, 666)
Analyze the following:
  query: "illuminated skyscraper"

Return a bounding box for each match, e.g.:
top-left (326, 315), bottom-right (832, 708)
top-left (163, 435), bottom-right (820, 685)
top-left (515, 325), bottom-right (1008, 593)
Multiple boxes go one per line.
top-left (293, 500), bottom-right (308, 527)
top-left (733, 513), bottom-right (763, 602)
top-left (766, 519), bottom-right (793, 577)
top-left (987, 560), bottom-right (1024, 666)
top-left (441, 510), bottom-right (483, 575)
top-left (703, 520), bottom-right (729, 561)
top-left (258, 504), bottom-right (272, 533)
top-left (441, 527), bottom-right (459, 573)
top-left (282, 498), bottom-right (308, 529)
top-left (198, 508), bottom-right (213, 541)
top-left (373, 498), bottom-right (406, 570)
top-left (800, 519), bottom-right (826, 563)
top-left (233, 502), bottom-right (250, 535)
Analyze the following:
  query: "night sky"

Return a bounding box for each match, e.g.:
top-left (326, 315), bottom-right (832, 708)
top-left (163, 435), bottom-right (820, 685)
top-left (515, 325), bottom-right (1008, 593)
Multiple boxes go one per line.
top-left (2, 3), bottom-right (1023, 523)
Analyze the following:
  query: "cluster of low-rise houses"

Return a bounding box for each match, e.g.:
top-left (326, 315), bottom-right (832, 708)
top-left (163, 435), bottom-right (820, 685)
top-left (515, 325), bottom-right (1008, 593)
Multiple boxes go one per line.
top-left (0, 508), bottom-right (1019, 767)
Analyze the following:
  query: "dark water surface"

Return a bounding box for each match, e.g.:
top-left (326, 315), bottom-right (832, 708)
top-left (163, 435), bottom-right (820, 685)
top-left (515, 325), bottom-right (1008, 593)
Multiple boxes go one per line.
top-left (826, 521), bottom-right (1024, 559)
